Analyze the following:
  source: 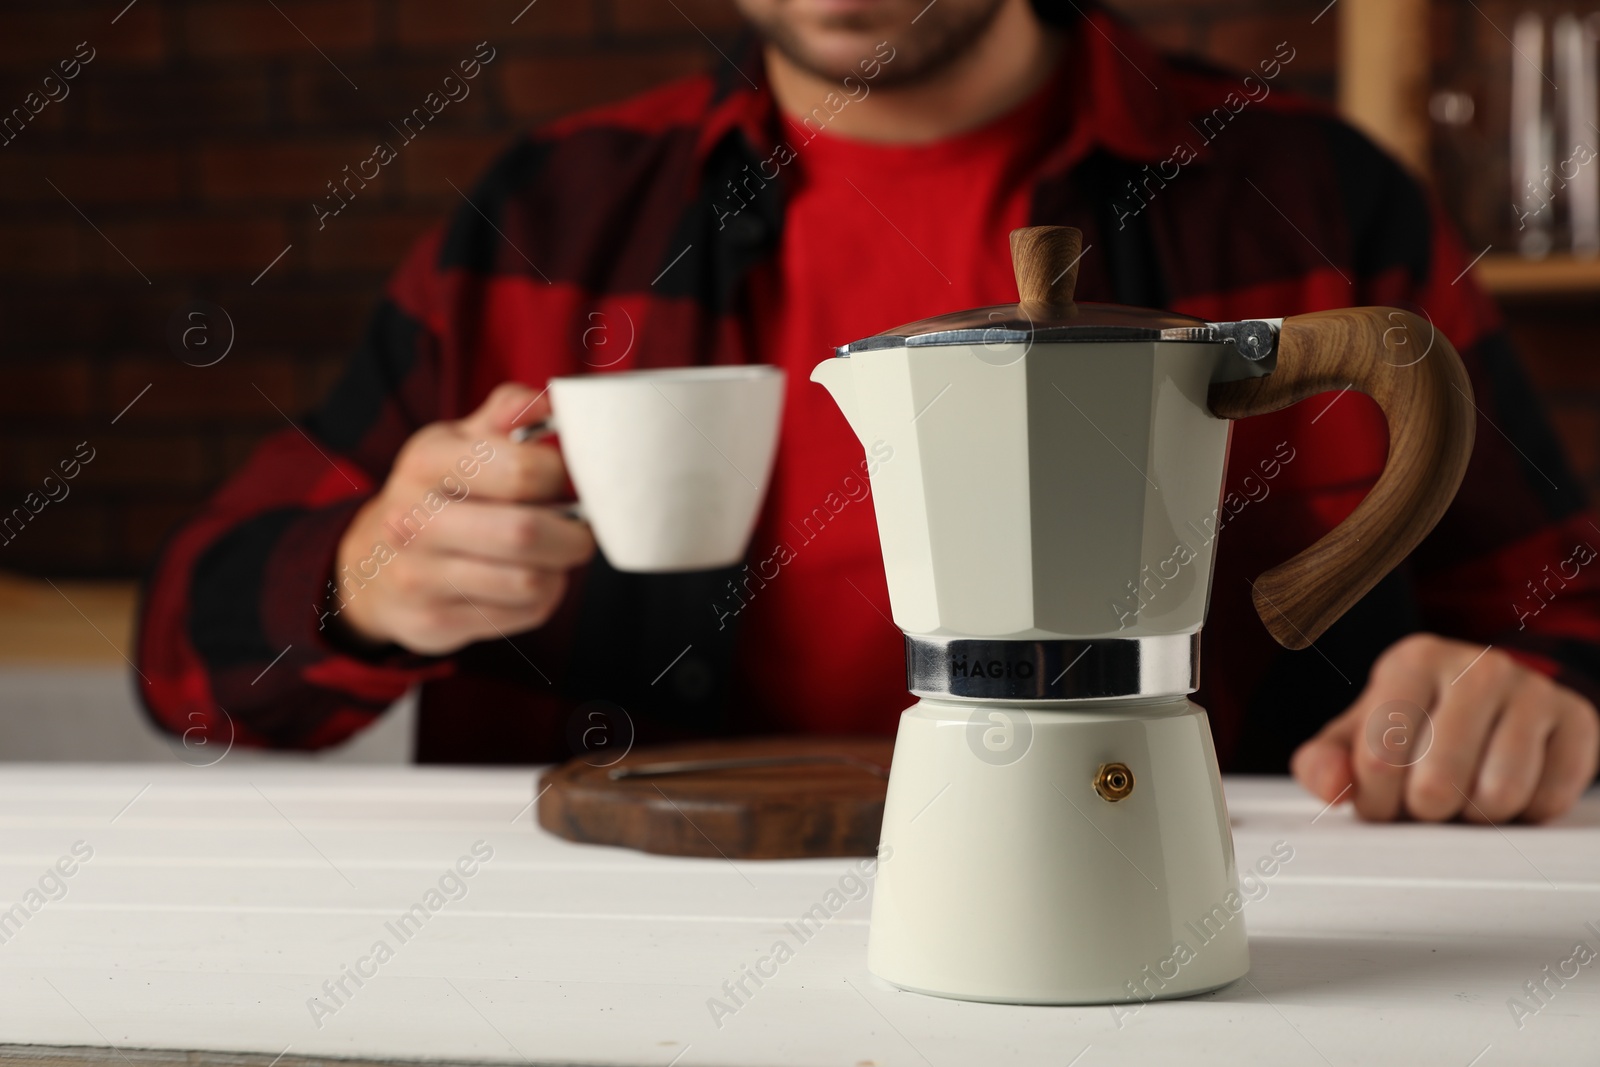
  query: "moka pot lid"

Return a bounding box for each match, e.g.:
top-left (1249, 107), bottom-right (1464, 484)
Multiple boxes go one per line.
top-left (834, 226), bottom-right (1280, 370)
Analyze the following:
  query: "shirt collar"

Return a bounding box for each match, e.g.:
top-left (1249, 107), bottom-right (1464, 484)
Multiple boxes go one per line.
top-left (1044, 3), bottom-right (1210, 171)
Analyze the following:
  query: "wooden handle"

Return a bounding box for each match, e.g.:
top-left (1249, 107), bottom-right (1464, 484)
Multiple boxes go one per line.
top-left (1208, 308), bottom-right (1476, 649)
top-left (1010, 225), bottom-right (1082, 315)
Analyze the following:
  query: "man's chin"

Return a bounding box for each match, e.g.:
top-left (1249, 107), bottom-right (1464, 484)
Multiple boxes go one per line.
top-left (752, 0), bottom-right (1010, 89)
top-left (778, 30), bottom-right (894, 80)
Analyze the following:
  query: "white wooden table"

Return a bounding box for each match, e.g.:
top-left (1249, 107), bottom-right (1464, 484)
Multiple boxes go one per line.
top-left (1, 765), bottom-right (1597, 1066)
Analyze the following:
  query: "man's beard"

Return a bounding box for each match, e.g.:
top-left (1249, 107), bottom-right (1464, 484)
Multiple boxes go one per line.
top-left (753, 0), bottom-right (1012, 88)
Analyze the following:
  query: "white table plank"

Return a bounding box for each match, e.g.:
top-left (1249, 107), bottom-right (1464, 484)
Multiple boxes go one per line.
top-left (0, 764), bottom-right (1597, 1066)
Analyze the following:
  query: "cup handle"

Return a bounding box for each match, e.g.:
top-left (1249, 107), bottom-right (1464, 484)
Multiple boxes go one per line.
top-left (511, 416), bottom-right (557, 443)
top-left (508, 417), bottom-right (585, 522)
top-left (1208, 308), bottom-right (1477, 649)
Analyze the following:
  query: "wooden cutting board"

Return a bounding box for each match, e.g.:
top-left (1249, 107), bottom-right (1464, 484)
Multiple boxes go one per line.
top-left (537, 736), bottom-right (894, 859)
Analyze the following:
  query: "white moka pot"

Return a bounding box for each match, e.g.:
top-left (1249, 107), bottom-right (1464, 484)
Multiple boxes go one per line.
top-left (811, 226), bottom-right (1478, 1004)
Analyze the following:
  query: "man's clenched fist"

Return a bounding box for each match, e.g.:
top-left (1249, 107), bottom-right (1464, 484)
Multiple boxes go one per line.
top-left (328, 382), bottom-right (596, 655)
top-left (1292, 634), bottom-right (1599, 823)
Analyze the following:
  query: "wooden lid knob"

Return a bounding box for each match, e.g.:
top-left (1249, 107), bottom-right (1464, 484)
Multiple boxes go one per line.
top-left (1010, 225), bottom-right (1082, 314)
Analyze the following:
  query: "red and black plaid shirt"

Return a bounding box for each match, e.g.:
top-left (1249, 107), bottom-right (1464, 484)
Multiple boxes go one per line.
top-left (137, 2), bottom-right (1600, 769)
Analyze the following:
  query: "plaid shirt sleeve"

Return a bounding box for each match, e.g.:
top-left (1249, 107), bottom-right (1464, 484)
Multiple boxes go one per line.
top-left (136, 227), bottom-right (462, 750)
top-left (1378, 184), bottom-right (1600, 707)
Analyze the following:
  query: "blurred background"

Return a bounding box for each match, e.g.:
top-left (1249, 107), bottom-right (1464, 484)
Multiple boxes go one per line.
top-left (2, 0), bottom-right (1597, 761)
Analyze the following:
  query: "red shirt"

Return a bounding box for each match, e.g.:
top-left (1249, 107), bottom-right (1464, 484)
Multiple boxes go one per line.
top-left (734, 73), bottom-right (1065, 733)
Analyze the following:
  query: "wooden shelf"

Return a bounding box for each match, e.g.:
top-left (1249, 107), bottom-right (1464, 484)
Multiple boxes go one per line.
top-left (1474, 253), bottom-right (1600, 297)
top-left (1339, 4), bottom-right (1600, 299)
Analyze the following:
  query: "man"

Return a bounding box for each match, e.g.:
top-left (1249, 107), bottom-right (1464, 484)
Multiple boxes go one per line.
top-left (139, 0), bottom-right (1600, 822)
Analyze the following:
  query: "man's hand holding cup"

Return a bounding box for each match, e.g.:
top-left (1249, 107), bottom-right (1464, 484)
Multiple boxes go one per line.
top-left (332, 382), bottom-right (595, 655)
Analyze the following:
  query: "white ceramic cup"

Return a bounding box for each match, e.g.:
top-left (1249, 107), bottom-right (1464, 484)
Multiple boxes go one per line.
top-left (531, 365), bottom-right (785, 573)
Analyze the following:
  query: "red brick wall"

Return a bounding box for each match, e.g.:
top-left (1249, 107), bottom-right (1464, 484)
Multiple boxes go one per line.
top-left (0, 0), bottom-right (1584, 577)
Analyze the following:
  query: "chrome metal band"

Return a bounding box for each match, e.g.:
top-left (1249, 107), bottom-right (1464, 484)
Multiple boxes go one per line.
top-left (905, 633), bottom-right (1201, 702)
